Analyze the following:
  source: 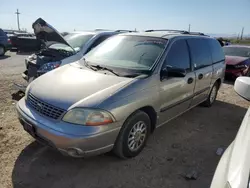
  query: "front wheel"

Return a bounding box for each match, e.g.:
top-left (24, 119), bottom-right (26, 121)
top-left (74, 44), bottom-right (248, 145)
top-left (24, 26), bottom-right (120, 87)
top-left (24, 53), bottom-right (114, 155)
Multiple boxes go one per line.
top-left (113, 110), bottom-right (151, 159)
top-left (0, 46), bottom-right (5, 56)
top-left (201, 83), bottom-right (219, 107)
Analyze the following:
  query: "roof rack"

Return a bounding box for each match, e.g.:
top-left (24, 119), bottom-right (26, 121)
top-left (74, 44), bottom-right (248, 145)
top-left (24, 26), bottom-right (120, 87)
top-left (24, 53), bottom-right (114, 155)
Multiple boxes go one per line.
top-left (115, 30), bottom-right (136, 33)
top-left (94, 29), bottom-right (112, 31)
top-left (145, 29), bottom-right (207, 36)
top-left (188, 32), bottom-right (206, 36)
top-left (145, 29), bottom-right (189, 33)
top-left (94, 29), bottom-right (136, 33)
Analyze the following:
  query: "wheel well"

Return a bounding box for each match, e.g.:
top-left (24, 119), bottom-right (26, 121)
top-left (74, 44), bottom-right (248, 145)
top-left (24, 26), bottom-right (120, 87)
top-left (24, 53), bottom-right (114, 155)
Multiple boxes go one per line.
top-left (215, 78), bottom-right (222, 88)
top-left (138, 106), bottom-right (157, 133)
top-left (0, 45), bottom-right (5, 51)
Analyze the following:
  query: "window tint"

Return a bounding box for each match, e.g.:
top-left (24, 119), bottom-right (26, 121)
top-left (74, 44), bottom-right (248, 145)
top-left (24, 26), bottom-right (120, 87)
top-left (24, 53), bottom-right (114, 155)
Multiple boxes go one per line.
top-left (187, 38), bottom-right (212, 70)
top-left (162, 39), bottom-right (190, 71)
top-left (208, 39), bottom-right (225, 63)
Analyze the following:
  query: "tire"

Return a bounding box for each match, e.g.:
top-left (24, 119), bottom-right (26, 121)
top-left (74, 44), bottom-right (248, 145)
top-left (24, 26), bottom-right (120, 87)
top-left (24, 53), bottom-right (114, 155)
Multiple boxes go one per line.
top-left (113, 110), bottom-right (151, 159)
top-left (246, 69), bottom-right (250, 77)
top-left (0, 45), bottom-right (5, 56)
top-left (201, 82), bottom-right (219, 107)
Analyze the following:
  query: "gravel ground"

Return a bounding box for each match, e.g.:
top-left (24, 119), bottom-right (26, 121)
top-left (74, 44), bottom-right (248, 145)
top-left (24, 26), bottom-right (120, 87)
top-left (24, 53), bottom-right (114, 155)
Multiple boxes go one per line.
top-left (0, 52), bottom-right (249, 188)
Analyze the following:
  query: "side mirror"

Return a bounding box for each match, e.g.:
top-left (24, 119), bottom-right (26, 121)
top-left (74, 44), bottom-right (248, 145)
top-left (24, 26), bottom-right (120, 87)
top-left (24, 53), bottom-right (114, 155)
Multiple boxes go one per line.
top-left (234, 77), bottom-right (250, 101)
top-left (160, 67), bottom-right (186, 80)
top-left (167, 67), bottom-right (187, 77)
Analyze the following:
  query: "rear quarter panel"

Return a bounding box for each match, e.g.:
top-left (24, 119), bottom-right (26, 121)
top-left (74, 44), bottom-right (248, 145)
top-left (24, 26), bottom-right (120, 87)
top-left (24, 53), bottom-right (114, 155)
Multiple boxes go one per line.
top-left (212, 61), bottom-right (226, 88)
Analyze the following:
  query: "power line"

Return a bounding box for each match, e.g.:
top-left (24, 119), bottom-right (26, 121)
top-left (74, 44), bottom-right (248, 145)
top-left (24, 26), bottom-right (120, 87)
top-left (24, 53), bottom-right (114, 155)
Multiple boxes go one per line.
top-left (15, 9), bottom-right (20, 30)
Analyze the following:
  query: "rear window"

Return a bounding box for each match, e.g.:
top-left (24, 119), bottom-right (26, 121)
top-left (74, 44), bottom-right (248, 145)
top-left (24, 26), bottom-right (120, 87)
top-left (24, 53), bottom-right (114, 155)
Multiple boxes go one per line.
top-left (187, 38), bottom-right (212, 70)
top-left (208, 39), bottom-right (225, 63)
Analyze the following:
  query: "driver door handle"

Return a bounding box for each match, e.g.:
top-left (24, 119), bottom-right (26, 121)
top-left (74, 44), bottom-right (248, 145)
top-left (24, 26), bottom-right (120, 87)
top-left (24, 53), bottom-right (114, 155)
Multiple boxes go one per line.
top-left (187, 77), bottom-right (194, 84)
top-left (198, 74), bottom-right (203, 80)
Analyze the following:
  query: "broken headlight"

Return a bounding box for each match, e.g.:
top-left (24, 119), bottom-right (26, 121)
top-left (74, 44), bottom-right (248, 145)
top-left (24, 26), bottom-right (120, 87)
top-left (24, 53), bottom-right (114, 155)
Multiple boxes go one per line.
top-left (38, 61), bottom-right (61, 73)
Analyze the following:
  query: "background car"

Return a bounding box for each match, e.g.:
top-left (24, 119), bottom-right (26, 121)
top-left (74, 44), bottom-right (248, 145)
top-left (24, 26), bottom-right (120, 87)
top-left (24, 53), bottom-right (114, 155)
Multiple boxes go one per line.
top-left (223, 45), bottom-right (250, 79)
top-left (9, 32), bottom-right (40, 52)
top-left (210, 76), bottom-right (250, 188)
top-left (22, 18), bottom-right (135, 83)
top-left (0, 28), bottom-right (11, 56)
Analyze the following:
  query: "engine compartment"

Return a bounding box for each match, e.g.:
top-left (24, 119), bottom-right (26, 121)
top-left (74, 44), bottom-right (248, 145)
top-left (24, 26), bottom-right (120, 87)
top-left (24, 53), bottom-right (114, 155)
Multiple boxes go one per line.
top-left (27, 47), bottom-right (75, 67)
top-left (24, 46), bottom-right (75, 79)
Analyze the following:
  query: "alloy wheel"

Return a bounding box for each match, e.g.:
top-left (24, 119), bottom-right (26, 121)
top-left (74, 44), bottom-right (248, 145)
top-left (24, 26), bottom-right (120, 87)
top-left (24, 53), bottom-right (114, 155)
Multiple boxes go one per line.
top-left (127, 121), bottom-right (147, 151)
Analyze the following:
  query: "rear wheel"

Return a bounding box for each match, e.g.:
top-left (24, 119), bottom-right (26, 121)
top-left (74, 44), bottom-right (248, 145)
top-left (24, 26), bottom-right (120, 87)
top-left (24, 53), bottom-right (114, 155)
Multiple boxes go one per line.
top-left (0, 46), bottom-right (5, 56)
top-left (113, 110), bottom-right (151, 159)
top-left (201, 82), bottom-right (219, 107)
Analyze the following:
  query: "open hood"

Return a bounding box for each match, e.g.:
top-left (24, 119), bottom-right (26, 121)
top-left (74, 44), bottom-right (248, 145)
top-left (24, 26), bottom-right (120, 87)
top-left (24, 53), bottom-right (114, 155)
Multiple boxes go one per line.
top-left (32, 18), bottom-right (73, 49)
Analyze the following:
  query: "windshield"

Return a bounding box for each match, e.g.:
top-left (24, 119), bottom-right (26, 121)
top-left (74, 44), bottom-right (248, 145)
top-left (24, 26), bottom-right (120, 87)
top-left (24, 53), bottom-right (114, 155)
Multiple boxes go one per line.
top-left (65, 33), bottom-right (94, 51)
top-left (84, 35), bottom-right (167, 71)
top-left (223, 46), bottom-right (250, 57)
top-left (49, 43), bottom-right (75, 52)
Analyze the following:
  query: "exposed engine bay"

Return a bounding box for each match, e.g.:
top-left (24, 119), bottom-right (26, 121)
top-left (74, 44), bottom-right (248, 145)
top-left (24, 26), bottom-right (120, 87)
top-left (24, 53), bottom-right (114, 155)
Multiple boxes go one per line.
top-left (24, 46), bottom-right (75, 81)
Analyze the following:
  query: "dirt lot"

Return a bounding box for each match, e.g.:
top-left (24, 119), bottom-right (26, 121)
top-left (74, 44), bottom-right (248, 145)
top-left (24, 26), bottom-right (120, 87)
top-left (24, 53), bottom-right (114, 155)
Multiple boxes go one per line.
top-left (0, 52), bottom-right (249, 188)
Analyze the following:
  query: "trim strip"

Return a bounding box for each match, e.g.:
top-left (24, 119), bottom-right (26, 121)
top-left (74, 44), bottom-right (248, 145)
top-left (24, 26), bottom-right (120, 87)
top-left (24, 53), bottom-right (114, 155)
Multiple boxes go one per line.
top-left (193, 86), bottom-right (210, 96)
top-left (160, 87), bottom-right (210, 112)
top-left (160, 95), bottom-right (193, 112)
top-left (213, 59), bottom-right (225, 65)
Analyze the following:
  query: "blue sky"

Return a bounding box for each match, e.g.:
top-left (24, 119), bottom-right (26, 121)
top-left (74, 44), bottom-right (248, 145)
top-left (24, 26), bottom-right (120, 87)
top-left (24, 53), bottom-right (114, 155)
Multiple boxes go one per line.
top-left (1, 0), bottom-right (250, 35)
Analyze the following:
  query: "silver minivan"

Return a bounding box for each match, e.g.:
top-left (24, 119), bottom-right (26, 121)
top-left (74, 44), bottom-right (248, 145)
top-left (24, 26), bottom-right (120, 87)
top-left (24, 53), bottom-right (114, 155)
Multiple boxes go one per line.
top-left (16, 30), bottom-right (225, 158)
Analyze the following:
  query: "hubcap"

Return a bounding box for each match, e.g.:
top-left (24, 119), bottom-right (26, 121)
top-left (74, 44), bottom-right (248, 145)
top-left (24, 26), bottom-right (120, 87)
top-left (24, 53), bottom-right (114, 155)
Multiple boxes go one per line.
top-left (128, 121), bottom-right (147, 151)
top-left (0, 47), bottom-right (4, 55)
top-left (210, 86), bottom-right (217, 103)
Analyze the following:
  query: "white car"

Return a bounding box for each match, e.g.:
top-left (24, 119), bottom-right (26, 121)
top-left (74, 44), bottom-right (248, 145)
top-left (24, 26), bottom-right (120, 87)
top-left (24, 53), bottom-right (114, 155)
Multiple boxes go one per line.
top-left (211, 76), bottom-right (250, 188)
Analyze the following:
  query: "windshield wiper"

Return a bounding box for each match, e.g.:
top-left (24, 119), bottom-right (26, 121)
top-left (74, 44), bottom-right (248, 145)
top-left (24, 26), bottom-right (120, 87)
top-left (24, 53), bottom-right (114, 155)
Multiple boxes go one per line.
top-left (91, 64), bottom-right (120, 76)
top-left (82, 58), bottom-right (98, 71)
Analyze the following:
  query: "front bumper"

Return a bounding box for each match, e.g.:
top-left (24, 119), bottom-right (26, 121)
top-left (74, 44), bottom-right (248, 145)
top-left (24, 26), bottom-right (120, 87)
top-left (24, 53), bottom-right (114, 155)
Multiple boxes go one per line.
top-left (16, 98), bottom-right (121, 157)
top-left (225, 67), bottom-right (249, 79)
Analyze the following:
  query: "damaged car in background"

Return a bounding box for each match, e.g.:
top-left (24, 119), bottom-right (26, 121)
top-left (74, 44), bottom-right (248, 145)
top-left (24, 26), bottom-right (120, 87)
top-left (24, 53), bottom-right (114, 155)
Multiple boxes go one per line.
top-left (224, 45), bottom-right (250, 80)
top-left (16, 18), bottom-right (135, 90)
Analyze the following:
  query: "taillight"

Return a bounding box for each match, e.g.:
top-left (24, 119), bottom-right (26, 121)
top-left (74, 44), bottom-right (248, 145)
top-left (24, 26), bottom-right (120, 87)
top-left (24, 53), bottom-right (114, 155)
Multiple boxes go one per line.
top-left (8, 39), bottom-right (11, 44)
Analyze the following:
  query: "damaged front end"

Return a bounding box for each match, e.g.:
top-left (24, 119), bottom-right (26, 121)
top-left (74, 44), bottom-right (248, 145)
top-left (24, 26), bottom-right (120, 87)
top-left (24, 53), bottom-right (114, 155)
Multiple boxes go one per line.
top-left (21, 17), bottom-right (76, 83)
top-left (23, 45), bottom-right (75, 81)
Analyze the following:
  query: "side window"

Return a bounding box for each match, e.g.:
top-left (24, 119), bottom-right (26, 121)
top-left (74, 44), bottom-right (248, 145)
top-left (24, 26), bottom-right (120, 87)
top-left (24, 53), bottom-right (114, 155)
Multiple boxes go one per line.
top-left (187, 38), bottom-right (212, 70)
top-left (208, 39), bottom-right (225, 63)
top-left (87, 35), bottom-right (111, 53)
top-left (162, 39), bottom-right (190, 71)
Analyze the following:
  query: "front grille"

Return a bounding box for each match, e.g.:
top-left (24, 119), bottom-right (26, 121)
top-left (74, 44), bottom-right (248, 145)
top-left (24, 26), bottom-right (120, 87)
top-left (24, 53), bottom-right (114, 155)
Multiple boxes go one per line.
top-left (27, 94), bottom-right (65, 119)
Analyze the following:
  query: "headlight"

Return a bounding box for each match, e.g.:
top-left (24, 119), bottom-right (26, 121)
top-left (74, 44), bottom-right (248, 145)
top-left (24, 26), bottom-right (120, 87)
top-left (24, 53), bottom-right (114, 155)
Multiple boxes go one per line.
top-left (235, 64), bottom-right (247, 69)
top-left (62, 108), bottom-right (115, 126)
top-left (38, 61), bottom-right (61, 72)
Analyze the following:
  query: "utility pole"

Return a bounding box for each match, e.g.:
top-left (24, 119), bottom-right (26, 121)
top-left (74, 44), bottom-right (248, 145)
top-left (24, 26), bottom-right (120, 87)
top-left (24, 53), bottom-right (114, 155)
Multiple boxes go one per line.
top-left (15, 9), bottom-right (20, 30)
top-left (188, 24), bottom-right (191, 32)
top-left (240, 27), bottom-right (244, 40)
